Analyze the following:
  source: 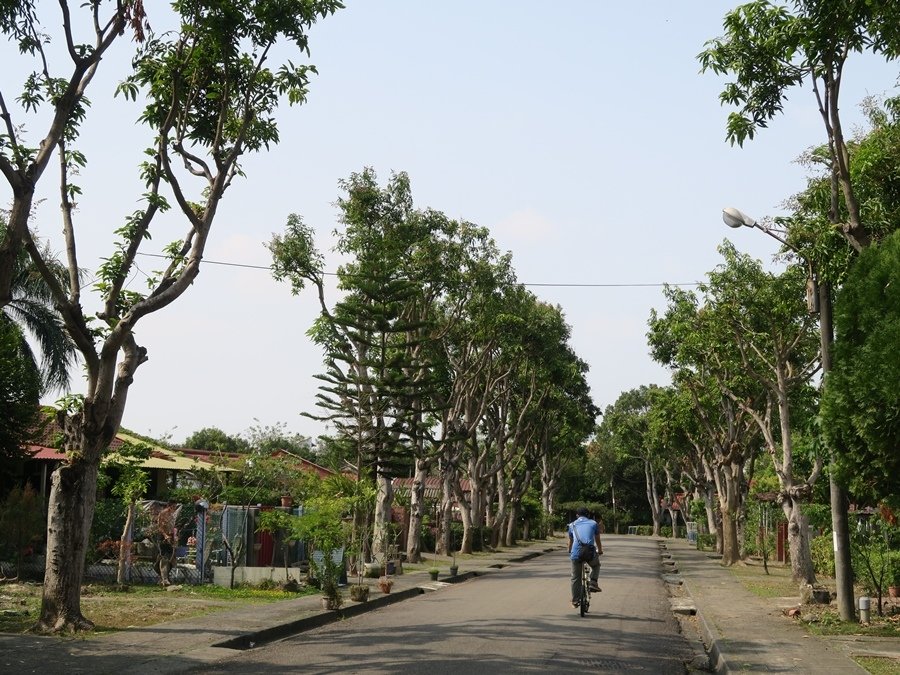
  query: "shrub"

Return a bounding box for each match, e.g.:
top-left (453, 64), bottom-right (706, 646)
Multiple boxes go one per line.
top-left (660, 526), bottom-right (685, 538)
top-left (810, 533), bottom-right (835, 578)
top-left (697, 533), bottom-right (716, 551)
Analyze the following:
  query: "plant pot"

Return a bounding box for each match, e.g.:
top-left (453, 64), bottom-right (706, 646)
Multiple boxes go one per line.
top-left (378, 578), bottom-right (394, 594)
top-left (449, 565), bottom-right (458, 577)
top-left (321, 596), bottom-right (340, 610)
top-left (429, 570), bottom-right (439, 581)
top-left (349, 584), bottom-right (369, 602)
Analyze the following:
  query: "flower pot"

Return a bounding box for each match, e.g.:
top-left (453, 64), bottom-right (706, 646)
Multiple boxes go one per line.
top-left (429, 570), bottom-right (439, 581)
top-left (321, 596), bottom-right (340, 610)
top-left (449, 565), bottom-right (458, 577)
top-left (378, 578), bottom-right (394, 594)
top-left (349, 584), bottom-right (369, 602)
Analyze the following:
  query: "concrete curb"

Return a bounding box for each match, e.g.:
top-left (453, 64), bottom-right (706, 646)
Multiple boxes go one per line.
top-left (213, 586), bottom-right (425, 650)
top-left (212, 549), bottom-right (552, 651)
top-left (680, 576), bottom-right (728, 674)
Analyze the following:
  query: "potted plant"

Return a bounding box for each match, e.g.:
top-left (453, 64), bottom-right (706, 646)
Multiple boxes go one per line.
top-left (889, 552), bottom-right (900, 598)
top-left (264, 491), bottom-right (348, 611)
top-left (428, 568), bottom-right (439, 581)
top-left (449, 551), bottom-right (458, 577)
top-left (349, 583), bottom-right (370, 602)
top-left (378, 575), bottom-right (394, 593)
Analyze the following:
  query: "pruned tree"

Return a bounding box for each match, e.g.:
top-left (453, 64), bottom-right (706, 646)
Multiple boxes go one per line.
top-left (4, 1), bottom-right (344, 633)
top-left (0, 2), bottom-right (148, 306)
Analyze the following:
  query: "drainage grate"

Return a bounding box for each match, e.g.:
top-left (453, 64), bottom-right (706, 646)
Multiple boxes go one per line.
top-left (577, 658), bottom-right (640, 670)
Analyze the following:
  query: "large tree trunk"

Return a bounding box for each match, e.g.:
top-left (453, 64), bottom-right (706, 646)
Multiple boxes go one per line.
top-left (716, 465), bottom-right (742, 566)
top-left (36, 460), bottom-right (99, 632)
top-left (437, 458), bottom-right (453, 555)
top-left (405, 459), bottom-right (429, 563)
top-left (783, 498), bottom-right (816, 585)
top-left (372, 467), bottom-right (393, 559)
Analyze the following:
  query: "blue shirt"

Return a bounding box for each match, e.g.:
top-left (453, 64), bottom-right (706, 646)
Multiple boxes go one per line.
top-left (568, 516), bottom-right (599, 561)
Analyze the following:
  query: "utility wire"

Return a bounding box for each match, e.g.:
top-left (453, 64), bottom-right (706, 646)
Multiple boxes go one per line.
top-left (135, 252), bottom-right (701, 288)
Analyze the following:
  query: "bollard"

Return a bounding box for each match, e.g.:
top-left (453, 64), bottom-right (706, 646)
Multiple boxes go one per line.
top-left (859, 596), bottom-right (870, 623)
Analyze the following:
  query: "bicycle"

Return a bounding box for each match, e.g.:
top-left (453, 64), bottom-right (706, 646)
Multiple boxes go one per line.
top-left (577, 559), bottom-right (598, 617)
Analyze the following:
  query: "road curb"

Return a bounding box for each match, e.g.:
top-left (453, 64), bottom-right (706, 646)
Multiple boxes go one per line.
top-left (212, 586), bottom-right (424, 650)
top-left (680, 576), bottom-right (728, 674)
top-left (212, 547), bottom-right (554, 651)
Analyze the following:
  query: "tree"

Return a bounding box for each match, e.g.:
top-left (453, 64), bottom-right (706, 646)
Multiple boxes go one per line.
top-left (699, 0), bottom-right (900, 251)
top-left (0, 2), bottom-right (147, 306)
top-left (107, 443), bottom-right (151, 585)
top-left (9, 1), bottom-right (344, 633)
top-left (822, 229), bottom-right (900, 509)
top-left (648, 277), bottom-right (763, 565)
top-left (706, 244), bottom-right (822, 583)
top-left (0, 220), bottom-right (78, 394)
top-left (600, 387), bottom-right (667, 536)
top-left (0, 319), bottom-right (41, 464)
top-left (183, 427), bottom-right (249, 454)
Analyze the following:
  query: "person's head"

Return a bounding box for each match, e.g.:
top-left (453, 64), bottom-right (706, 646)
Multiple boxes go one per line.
top-left (576, 506), bottom-right (589, 518)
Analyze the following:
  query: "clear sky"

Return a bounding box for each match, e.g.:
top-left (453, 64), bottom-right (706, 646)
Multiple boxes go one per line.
top-left (8, 2), bottom-right (898, 444)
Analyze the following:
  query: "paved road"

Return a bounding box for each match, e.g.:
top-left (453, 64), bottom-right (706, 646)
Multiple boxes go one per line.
top-left (197, 536), bottom-right (692, 674)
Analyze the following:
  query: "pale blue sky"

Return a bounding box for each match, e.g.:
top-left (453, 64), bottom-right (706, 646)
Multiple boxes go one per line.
top-left (8, 2), bottom-right (898, 443)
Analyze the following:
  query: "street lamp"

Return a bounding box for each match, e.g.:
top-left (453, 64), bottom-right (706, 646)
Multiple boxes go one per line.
top-left (722, 208), bottom-right (819, 313)
top-left (722, 206), bottom-right (855, 621)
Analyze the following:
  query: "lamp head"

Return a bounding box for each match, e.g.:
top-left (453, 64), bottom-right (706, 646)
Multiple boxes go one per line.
top-left (722, 207), bottom-right (756, 229)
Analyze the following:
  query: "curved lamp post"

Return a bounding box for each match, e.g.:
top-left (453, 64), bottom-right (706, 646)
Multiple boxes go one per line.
top-left (722, 207), bottom-right (855, 621)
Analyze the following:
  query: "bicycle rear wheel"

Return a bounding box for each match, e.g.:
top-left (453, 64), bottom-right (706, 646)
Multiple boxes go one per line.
top-left (579, 564), bottom-right (590, 616)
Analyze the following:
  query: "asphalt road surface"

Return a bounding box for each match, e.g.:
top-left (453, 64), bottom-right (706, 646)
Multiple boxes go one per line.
top-left (200, 535), bottom-right (692, 674)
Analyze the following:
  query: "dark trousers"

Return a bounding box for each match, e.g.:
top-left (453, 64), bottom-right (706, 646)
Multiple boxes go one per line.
top-left (570, 555), bottom-right (600, 601)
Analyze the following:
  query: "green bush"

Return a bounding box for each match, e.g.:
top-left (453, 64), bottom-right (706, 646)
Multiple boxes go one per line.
top-left (660, 526), bottom-right (685, 538)
top-left (697, 533), bottom-right (716, 551)
top-left (810, 533), bottom-right (836, 578)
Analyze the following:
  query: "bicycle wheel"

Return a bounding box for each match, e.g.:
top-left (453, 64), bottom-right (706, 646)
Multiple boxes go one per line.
top-left (579, 564), bottom-right (590, 616)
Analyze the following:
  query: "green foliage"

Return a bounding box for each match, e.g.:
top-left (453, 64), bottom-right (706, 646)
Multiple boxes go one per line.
top-left (0, 219), bottom-right (78, 395)
top-left (699, 1), bottom-right (900, 148)
top-left (182, 427), bottom-right (249, 454)
top-left (697, 533), bottom-right (717, 551)
top-left (810, 533), bottom-right (836, 578)
top-left (823, 229), bottom-right (900, 507)
top-left (0, 484), bottom-right (45, 577)
top-left (850, 512), bottom-right (899, 599)
top-left (0, 319), bottom-right (41, 463)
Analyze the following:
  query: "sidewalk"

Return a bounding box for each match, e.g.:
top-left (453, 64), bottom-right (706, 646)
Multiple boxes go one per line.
top-left (663, 537), bottom-right (900, 674)
top-left (0, 543), bottom-right (560, 675)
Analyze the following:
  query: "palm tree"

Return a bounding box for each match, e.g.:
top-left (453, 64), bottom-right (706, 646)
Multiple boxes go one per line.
top-left (0, 219), bottom-right (78, 394)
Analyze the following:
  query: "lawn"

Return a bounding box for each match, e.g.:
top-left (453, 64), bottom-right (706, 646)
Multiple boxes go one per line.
top-left (726, 558), bottom-right (900, 639)
top-left (0, 581), bottom-right (317, 634)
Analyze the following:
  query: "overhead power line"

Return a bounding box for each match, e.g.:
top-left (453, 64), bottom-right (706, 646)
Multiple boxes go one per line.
top-left (135, 252), bottom-right (700, 288)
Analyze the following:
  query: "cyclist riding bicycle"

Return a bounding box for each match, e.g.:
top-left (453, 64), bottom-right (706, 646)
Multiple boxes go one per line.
top-left (567, 506), bottom-right (604, 607)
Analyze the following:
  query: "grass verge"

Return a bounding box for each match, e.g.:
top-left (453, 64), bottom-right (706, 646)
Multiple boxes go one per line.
top-left (0, 580), bottom-right (317, 635)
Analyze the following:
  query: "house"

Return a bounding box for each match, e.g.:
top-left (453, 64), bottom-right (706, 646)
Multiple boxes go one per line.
top-left (14, 415), bottom-right (227, 501)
